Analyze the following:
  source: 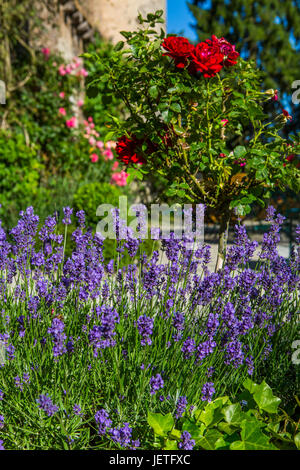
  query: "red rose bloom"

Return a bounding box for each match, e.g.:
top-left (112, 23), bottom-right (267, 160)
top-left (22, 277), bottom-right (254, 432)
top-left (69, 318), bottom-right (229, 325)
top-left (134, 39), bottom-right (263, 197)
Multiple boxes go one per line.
top-left (190, 42), bottom-right (224, 77)
top-left (162, 36), bottom-right (195, 69)
top-left (116, 135), bottom-right (146, 165)
top-left (207, 35), bottom-right (239, 67)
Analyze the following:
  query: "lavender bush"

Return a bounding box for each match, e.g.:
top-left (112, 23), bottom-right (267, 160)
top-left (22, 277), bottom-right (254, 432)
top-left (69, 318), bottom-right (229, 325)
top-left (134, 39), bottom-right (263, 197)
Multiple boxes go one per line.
top-left (0, 205), bottom-right (299, 449)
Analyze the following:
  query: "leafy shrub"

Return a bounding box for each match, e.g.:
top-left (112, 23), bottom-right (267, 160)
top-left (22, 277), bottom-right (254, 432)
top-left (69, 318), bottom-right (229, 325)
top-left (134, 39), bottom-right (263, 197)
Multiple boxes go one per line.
top-left (0, 132), bottom-right (43, 224)
top-left (147, 379), bottom-right (300, 450)
top-left (73, 182), bottom-right (124, 228)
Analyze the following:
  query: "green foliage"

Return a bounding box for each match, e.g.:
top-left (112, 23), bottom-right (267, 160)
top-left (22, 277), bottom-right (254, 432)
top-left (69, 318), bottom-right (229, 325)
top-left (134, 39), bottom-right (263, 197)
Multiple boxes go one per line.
top-left (88, 11), bottom-right (300, 218)
top-left (0, 131), bottom-right (43, 222)
top-left (147, 379), bottom-right (300, 450)
top-left (74, 182), bottom-right (124, 227)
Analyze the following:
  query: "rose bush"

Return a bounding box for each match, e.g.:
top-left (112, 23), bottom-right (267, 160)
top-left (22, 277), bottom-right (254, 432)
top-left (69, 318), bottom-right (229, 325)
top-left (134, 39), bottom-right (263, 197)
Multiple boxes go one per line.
top-left (86, 10), bottom-right (300, 270)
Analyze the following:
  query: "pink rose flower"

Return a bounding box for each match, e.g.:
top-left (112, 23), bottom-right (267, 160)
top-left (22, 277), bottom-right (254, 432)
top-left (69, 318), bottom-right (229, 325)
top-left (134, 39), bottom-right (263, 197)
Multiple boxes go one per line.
top-left (59, 92), bottom-right (65, 99)
top-left (111, 170), bottom-right (128, 186)
top-left (66, 117), bottom-right (77, 128)
top-left (59, 107), bottom-right (66, 116)
top-left (103, 149), bottom-right (114, 161)
top-left (96, 141), bottom-right (104, 149)
top-left (58, 65), bottom-right (66, 76)
top-left (77, 99), bottom-right (84, 107)
top-left (89, 137), bottom-right (96, 146)
top-left (41, 48), bottom-right (50, 59)
top-left (90, 153), bottom-right (99, 163)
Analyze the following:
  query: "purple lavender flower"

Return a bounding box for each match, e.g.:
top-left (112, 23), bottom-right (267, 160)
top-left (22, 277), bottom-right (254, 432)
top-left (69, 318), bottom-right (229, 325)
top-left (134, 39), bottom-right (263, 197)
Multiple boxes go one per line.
top-left (178, 431), bottom-right (195, 450)
top-left (0, 415), bottom-right (4, 429)
top-left (62, 207), bottom-right (73, 225)
top-left (0, 440), bottom-right (4, 450)
top-left (182, 337), bottom-right (196, 359)
top-left (201, 382), bottom-right (215, 402)
top-left (95, 409), bottom-right (112, 436)
top-left (175, 396), bottom-right (188, 419)
top-left (0, 389), bottom-right (3, 400)
top-left (109, 422), bottom-right (132, 448)
top-left (150, 374), bottom-right (164, 395)
top-left (37, 394), bottom-right (59, 416)
top-left (137, 315), bottom-right (154, 346)
top-left (73, 404), bottom-right (83, 416)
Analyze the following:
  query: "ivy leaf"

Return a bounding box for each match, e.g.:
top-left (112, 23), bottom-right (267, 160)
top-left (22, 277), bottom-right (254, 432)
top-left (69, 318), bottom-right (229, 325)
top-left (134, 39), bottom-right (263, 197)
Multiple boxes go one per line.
top-left (222, 404), bottom-right (245, 427)
top-left (230, 418), bottom-right (277, 450)
top-left (243, 379), bottom-right (281, 414)
top-left (147, 412), bottom-right (174, 437)
top-left (197, 429), bottom-right (224, 450)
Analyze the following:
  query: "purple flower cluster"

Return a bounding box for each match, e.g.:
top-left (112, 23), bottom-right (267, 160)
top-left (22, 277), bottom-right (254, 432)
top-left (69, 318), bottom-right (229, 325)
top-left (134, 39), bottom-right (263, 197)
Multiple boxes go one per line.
top-left (150, 374), bottom-right (164, 395)
top-left (201, 382), bottom-right (215, 402)
top-left (175, 396), bottom-right (188, 419)
top-left (137, 315), bottom-right (154, 346)
top-left (178, 431), bottom-right (195, 450)
top-left (37, 394), bottom-right (59, 416)
top-left (48, 317), bottom-right (67, 358)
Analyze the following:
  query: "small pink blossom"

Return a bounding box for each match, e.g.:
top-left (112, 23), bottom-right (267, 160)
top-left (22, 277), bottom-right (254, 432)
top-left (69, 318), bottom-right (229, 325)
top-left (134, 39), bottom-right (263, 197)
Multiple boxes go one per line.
top-left (41, 48), bottom-right (50, 59)
top-left (111, 170), bottom-right (128, 186)
top-left (103, 149), bottom-right (114, 161)
top-left (90, 153), bottom-right (99, 163)
top-left (79, 68), bottom-right (88, 77)
top-left (58, 65), bottom-right (66, 76)
top-left (59, 92), bottom-right (65, 99)
top-left (88, 117), bottom-right (93, 123)
top-left (66, 116), bottom-right (77, 128)
top-left (106, 140), bottom-right (117, 149)
top-left (219, 153), bottom-right (226, 158)
top-left (89, 137), bottom-right (96, 146)
top-left (112, 161), bottom-right (119, 171)
top-left (77, 99), bottom-right (84, 107)
top-left (96, 141), bottom-right (104, 149)
top-left (59, 107), bottom-right (66, 116)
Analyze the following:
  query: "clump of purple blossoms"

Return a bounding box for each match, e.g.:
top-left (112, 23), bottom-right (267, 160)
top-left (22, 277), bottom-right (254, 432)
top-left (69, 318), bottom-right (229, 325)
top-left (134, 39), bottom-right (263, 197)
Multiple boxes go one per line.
top-left (47, 317), bottom-right (67, 358)
top-left (150, 374), bottom-right (164, 395)
top-left (95, 409), bottom-right (112, 435)
top-left (137, 315), bottom-right (154, 346)
top-left (175, 396), bottom-right (188, 419)
top-left (201, 382), bottom-right (215, 402)
top-left (0, 440), bottom-right (4, 450)
top-left (0, 415), bottom-right (4, 429)
top-left (37, 394), bottom-right (59, 416)
top-left (178, 431), bottom-right (195, 450)
top-left (88, 305), bottom-right (119, 356)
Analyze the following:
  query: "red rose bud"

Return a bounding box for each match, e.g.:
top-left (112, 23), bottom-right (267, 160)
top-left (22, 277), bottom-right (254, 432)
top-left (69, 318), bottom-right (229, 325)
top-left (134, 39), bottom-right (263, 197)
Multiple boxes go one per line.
top-left (190, 42), bottom-right (224, 77)
top-left (162, 36), bottom-right (195, 69)
top-left (206, 35), bottom-right (239, 66)
top-left (282, 109), bottom-right (292, 121)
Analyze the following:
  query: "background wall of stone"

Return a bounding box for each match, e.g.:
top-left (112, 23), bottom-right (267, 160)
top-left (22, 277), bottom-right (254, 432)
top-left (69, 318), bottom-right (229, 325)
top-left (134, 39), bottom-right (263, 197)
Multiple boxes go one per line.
top-left (39, 0), bottom-right (166, 60)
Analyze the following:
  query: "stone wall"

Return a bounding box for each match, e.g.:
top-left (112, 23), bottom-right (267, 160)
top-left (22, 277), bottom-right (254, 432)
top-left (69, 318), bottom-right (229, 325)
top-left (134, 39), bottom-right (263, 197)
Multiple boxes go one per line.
top-left (37, 0), bottom-right (166, 60)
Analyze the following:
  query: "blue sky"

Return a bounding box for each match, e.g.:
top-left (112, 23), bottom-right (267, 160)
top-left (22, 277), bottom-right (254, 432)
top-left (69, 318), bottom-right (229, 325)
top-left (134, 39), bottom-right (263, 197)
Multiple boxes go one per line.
top-left (167, 0), bottom-right (198, 41)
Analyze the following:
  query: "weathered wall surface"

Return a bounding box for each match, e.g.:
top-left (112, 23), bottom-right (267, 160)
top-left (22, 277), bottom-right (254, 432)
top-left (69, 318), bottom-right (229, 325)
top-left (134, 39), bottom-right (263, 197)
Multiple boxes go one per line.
top-left (37, 0), bottom-right (166, 60)
top-left (78, 0), bottom-right (166, 43)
